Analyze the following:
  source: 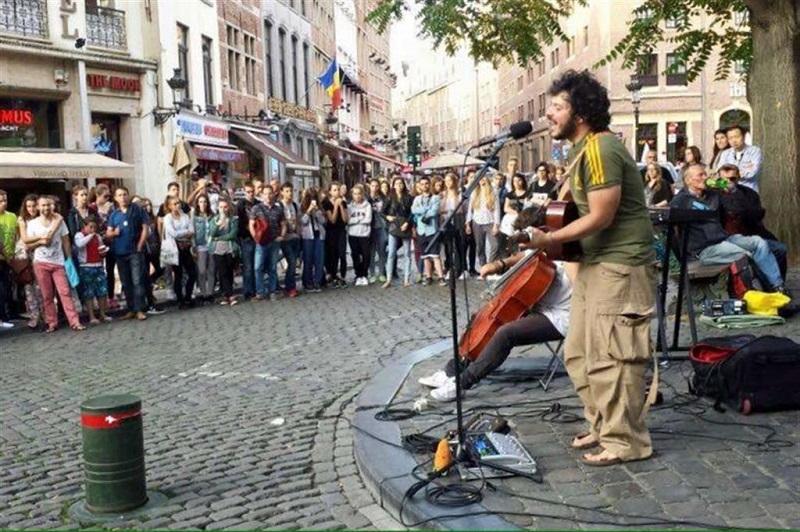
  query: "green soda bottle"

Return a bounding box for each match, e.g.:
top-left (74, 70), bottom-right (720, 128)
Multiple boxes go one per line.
top-left (704, 177), bottom-right (730, 189)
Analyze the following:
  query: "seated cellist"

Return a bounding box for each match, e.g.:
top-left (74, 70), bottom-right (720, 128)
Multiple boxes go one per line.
top-left (419, 207), bottom-right (576, 402)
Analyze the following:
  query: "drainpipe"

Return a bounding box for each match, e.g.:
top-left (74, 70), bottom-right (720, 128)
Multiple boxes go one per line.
top-left (77, 59), bottom-right (95, 187)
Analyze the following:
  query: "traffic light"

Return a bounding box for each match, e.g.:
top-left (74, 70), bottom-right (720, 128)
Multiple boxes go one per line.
top-left (406, 125), bottom-right (422, 162)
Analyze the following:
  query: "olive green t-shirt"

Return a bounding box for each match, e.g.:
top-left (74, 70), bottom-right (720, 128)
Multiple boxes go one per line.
top-left (568, 132), bottom-right (654, 266)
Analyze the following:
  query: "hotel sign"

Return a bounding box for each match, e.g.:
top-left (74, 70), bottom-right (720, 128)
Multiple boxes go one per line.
top-left (87, 74), bottom-right (141, 93)
top-left (267, 97), bottom-right (316, 123)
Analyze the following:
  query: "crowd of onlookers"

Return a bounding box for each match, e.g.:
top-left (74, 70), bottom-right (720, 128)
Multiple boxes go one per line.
top-left (0, 124), bottom-right (789, 333)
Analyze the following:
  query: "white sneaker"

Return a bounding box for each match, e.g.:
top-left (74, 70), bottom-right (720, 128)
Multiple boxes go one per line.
top-left (0, 321), bottom-right (14, 329)
top-left (357, 277), bottom-right (367, 286)
top-left (458, 272), bottom-right (468, 280)
top-left (418, 370), bottom-right (450, 388)
top-left (430, 378), bottom-right (460, 402)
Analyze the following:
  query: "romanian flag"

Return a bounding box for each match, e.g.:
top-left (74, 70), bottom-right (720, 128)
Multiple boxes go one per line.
top-left (319, 59), bottom-right (342, 111)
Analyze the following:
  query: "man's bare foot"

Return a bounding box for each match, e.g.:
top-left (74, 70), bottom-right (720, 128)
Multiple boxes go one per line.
top-left (581, 449), bottom-right (621, 467)
top-left (571, 432), bottom-right (599, 450)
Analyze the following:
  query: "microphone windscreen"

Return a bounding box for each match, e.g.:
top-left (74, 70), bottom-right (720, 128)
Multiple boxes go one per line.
top-left (509, 121), bottom-right (534, 139)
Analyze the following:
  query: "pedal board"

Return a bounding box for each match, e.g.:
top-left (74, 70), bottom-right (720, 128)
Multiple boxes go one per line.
top-left (459, 432), bottom-right (541, 482)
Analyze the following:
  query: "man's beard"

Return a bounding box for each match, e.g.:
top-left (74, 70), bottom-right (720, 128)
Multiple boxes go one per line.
top-left (552, 114), bottom-right (580, 141)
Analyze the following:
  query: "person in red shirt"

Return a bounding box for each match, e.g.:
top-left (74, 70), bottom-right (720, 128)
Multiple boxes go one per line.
top-left (74, 217), bottom-right (111, 324)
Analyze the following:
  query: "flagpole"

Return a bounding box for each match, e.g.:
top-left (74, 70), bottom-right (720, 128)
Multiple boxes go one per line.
top-left (298, 78), bottom-right (323, 109)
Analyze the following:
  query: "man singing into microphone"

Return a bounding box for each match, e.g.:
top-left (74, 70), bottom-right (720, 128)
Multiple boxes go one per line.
top-left (526, 70), bottom-right (656, 467)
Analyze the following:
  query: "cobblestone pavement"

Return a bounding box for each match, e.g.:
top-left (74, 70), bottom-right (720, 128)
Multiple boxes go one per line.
top-left (0, 281), bottom-right (481, 530)
top-left (389, 270), bottom-right (800, 530)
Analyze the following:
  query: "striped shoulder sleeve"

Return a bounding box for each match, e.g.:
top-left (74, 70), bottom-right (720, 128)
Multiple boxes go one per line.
top-left (584, 134), bottom-right (623, 191)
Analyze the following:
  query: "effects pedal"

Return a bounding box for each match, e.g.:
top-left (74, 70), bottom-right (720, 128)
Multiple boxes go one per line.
top-left (460, 432), bottom-right (541, 482)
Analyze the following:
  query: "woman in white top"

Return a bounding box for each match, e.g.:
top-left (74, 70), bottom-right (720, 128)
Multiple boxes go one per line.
top-left (346, 184), bottom-right (373, 286)
top-left (163, 197), bottom-right (197, 308)
top-left (23, 196), bottom-right (84, 332)
top-left (466, 176), bottom-right (501, 268)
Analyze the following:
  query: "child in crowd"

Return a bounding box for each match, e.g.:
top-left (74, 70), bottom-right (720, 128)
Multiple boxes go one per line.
top-left (73, 217), bottom-right (111, 324)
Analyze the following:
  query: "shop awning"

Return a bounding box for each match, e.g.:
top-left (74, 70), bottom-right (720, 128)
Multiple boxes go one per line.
top-left (351, 143), bottom-right (402, 166)
top-left (190, 143), bottom-right (245, 163)
top-left (231, 129), bottom-right (318, 171)
top-left (0, 149), bottom-right (135, 180)
top-left (323, 141), bottom-right (398, 167)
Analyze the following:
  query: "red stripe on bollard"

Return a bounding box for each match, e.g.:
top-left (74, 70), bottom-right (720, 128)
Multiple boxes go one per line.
top-left (81, 409), bottom-right (141, 429)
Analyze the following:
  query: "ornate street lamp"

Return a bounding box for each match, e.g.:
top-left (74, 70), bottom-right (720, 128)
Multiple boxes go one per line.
top-left (153, 68), bottom-right (188, 126)
top-left (626, 74), bottom-right (643, 157)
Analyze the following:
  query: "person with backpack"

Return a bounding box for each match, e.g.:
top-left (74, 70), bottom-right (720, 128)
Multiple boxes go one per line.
top-left (236, 182), bottom-right (261, 300)
top-left (278, 182), bottom-right (302, 298)
top-left (249, 185), bottom-right (287, 301)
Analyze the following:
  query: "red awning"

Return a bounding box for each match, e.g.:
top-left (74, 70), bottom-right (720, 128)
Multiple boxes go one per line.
top-left (351, 143), bottom-right (402, 166)
top-left (191, 144), bottom-right (245, 162)
top-left (231, 129), bottom-right (317, 171)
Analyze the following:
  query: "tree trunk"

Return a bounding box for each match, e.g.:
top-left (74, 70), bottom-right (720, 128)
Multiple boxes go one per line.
top-left (745, 0), bottom-right (800, 263)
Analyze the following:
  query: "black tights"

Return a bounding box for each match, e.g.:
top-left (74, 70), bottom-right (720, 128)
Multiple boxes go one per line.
top-left (172, 247), bottom-right (197, 303)
top-left (445, 312), bottom-right (562, 389)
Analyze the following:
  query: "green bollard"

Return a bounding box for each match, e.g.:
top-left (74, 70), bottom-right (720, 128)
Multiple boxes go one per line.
top-left (80, 394), bottom-right (147, 514)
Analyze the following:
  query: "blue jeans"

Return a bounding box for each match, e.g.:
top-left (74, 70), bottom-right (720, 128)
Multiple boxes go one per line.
top-left (280, 238), bottom-right (301, 290)
top-left (116, 252), bottom-right (146, 313)
top-left (767, 240), bottom-right (788, 279)
top-left (302, 238), bottom-right (325, 287)
top-left (370, 227), bottom-right (388, 278)
top-left (387, 234), bottom-right (413, 282)
top-left (240, 238), bottom-right (256, 298)
top-left (698, 234), bottom-right (783, 289)
top-left (255, 241), bottom-right (281, 296)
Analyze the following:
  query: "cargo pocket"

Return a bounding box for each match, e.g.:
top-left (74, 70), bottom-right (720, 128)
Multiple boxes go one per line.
top-left (596, 263), bottom-right (632, 305)
top-left (597, 304), bottom-right (654, 363)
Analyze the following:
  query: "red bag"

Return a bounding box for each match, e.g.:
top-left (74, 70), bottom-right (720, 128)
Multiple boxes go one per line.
top-left (728, 256), bottom-right (754, 299)
top-left (9, 258), bottom-right (34, 285)
top-left (253, 218), bottom-right (270, 245)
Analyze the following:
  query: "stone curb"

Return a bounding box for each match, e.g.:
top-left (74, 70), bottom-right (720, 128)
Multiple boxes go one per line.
top-left (353, 338), bottom-right (521, 530)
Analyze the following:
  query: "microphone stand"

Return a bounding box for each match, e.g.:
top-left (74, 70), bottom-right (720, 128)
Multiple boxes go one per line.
top-left (423, 138), bottom-right (506, 461)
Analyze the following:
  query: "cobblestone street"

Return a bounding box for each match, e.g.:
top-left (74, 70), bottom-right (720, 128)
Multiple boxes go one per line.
top-left (0, 284), bottom-right (471, 530)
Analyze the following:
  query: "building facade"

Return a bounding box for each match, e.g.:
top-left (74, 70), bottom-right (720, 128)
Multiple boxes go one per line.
top-left (217, 0), bottom-right (263, 118)
top-left (0, 0), bottom-right (159, 205)
top-left (496, 0), bottom-right (752, 171)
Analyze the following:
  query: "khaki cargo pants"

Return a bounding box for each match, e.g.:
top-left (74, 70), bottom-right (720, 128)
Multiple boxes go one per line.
top-left (564, 262), bottom-right (656, 461)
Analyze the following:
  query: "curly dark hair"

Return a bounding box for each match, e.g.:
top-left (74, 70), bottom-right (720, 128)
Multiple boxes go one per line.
top-left (548, 69), bottom-right (611, 132)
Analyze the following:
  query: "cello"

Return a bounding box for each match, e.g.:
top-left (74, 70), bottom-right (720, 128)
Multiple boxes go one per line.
top-left (458, 148), bottom-right (586, 362)
top-left (458, 250), bottom-right (557, 361)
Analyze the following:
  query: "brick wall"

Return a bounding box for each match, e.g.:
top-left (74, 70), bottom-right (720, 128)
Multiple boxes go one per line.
top-left (218, 0), bottom-right (264, 117)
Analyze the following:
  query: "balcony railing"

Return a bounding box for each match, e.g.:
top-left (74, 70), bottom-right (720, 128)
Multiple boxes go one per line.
top-left (0, 0), bottom-right (49, 38)
top-left (86, 5), bottom-right (127, 50)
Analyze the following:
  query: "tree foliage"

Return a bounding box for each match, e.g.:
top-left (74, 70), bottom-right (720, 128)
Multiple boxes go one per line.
top-left (368, 0), bottom-right (753, 80)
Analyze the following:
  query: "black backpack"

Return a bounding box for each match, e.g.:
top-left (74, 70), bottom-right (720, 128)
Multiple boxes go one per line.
top-left (690, 335), bottom-right (800, 414)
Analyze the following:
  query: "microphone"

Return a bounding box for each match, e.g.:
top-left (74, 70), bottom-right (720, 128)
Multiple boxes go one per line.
top-left (472, 121), bottom-right (533, 148)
